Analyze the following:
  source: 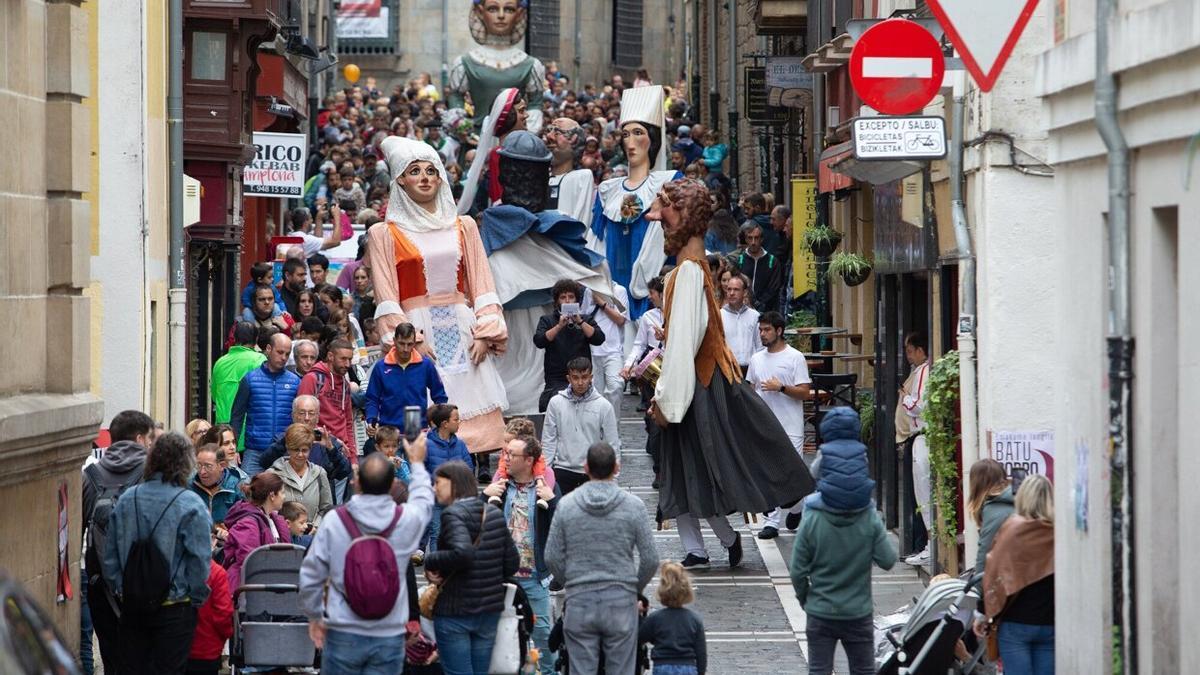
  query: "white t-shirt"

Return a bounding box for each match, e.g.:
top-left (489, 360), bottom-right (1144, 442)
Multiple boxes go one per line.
top-left (746, 345), bottom-right (812, 452)
top-left (288, 230), bottom-right (326, 258)
top-left (582, 285), bottom-right (630, 358)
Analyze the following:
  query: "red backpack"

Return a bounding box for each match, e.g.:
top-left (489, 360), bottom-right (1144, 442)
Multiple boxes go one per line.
top-left (335, 505), bottom-right (403, 619)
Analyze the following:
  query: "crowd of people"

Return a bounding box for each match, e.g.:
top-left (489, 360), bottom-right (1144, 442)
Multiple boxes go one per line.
top-left (74, 34), bottom-right (1054, 674)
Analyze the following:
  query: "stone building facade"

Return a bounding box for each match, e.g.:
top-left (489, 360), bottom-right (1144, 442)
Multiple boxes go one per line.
top-left (0, 0), bottom-right (104, 647)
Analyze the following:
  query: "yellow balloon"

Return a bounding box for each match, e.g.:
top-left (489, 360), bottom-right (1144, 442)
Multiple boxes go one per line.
top-left (343, 63), bottom-right (361, 84)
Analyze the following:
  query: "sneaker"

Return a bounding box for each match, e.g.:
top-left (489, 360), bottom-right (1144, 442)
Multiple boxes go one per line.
top-left (757, 526), bottom-right (779, 540)
top-left (727, 534), bottom-right (744, 568)
top-left (681, 553), bottom-right (711, 570)
top-left (905, 547), bottom-right (930, 566)
top-left (410, 549), bottom-right (425, 566)
top-left (785, 510), bottom-right (802, 531)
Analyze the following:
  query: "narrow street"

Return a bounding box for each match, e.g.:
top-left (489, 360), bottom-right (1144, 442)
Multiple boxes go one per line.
top-left (613, 394), bottom-right (925, 673)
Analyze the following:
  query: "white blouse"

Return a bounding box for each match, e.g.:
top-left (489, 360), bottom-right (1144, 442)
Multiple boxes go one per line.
top-left (653, 260), bottom-right (709, 423)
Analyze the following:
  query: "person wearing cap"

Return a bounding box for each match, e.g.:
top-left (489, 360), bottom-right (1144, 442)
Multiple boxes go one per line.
top-left (363, 136), bottom-right (510, 454)
top-left (591, 85), bottom-right (683, 321)
top-left (673, 125), bottom-right (703, 165)
top-left (475, 130), bottom-right (616, 415)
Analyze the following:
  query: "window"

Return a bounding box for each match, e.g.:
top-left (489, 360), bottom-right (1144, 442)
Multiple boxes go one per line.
top-left (527, 0), bottom-right (561, 62)
top-left (191, 31), bottom-right (228, 81)
top-left (612, 0), bottom-right (643, 69)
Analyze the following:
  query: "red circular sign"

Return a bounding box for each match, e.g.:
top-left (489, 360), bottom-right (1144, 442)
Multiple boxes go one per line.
top-left (849, 19), bottom-right (946, 115)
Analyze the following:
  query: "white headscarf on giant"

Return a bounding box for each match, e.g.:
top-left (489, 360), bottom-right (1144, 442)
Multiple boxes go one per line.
top-left (381, 135), bottom-right (458, 233)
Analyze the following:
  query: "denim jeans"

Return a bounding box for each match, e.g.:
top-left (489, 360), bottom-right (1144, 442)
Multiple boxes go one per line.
top-left (435, 612), bottom-right (500, 675)
top-left (563, 587), bottom-right (639, 675)
top-left (653, 665), bottom-right (699, 675)
top-left (79, 573), bottom-right (94, 675)
top-left (998, 621), bottom-right (1055, 675)
top-left (517, 577), bottom-right (556, 675)
top-left (241, 447), bottom-right (266, 478)
top-left (320, 628), bottom-right (405, 675)
top-left (804, 614), bottom-right (875, 675)
top-left (423, 503), bottom-right (444, 552)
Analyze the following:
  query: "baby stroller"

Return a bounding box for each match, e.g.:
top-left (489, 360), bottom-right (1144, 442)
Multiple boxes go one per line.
top-left (230, 543), bottom-right (315, 674)
top-left (876, 574), bottom-right (988, 675)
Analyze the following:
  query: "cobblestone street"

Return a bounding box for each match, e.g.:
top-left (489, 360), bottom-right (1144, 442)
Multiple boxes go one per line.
top-left (613, 392), bottom-right (926, 674)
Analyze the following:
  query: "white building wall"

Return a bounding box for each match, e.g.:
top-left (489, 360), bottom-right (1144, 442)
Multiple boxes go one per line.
top-left (92, 2), bottom-right (150, 425)
top-left (1037, 0), bottom-right (1200, 670)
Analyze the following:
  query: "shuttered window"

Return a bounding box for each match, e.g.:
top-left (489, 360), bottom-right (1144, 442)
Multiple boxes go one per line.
top-left (612, 0), bottom-right (643, 69)
top-left (527, 0), bottom-right (562, 62)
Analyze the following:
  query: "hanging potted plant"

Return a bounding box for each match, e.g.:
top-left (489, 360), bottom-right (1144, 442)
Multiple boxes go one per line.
top-left (802, 224), bottom-right (843, 257)
top-left (827, 251), bottom-right (873, 286)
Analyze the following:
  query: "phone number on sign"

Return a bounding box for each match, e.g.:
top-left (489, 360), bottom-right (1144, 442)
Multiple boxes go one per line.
top-left (245, 185), bottom-right (302, 196)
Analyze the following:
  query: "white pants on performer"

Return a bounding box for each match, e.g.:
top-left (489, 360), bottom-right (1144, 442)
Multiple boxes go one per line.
top-left (676, 513), bottom-right (738, 558)
top-left (592, 353), bottom-right (625, 416)
top-left (912, 434), bottom-right (932, 531)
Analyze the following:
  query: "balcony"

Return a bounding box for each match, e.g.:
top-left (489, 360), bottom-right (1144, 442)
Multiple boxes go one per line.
top-left (753, 0), bottom-right (807, 35)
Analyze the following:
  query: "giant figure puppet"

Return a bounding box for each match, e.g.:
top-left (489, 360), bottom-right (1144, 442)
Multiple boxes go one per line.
top-left (448, 0), bottom-right (545, 134)
top-left (479, 130), bottom-right (617, 414)
top-left (646, 179), bottom-right (815, 566)
top-left (591, 85), bottom-right (682, 320)
top-left (365, 136), bottom-right (510, 453)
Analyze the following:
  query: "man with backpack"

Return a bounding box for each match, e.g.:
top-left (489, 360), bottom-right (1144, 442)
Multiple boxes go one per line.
top-left (300, 444), bottom-right (434, 674)
top-left (101, 431), bottom-right (215, 674)
top-left (82, 409), bottom-right (154, 674)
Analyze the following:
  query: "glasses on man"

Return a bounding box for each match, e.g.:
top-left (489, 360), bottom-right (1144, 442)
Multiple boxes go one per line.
top-left (197, 462), bottom-right (220, 472)
top-left (296, 409), bottom-right (319, 419)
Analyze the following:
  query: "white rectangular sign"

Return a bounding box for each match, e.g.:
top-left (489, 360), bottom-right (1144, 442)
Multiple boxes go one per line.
top-left (244, 132), bottom-right (307, 198)
top-left (851, 116), bottom-right (946, 160)
top-left (989, 430), bottom-right (1055, 482)
top-left (337, 7), bottom-right (390, 40)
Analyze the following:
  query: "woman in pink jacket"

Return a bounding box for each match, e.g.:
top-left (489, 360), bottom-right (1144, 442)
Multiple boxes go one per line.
top-left (223, 472), bottom-right (292, 593)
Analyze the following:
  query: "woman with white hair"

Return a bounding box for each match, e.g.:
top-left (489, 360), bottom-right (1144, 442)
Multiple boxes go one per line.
top-left (364, 136), bottom-right (510, 455)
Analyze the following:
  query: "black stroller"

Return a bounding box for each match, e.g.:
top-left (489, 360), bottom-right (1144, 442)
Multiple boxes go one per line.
top-left (876, 574), bottom-right (989, 675)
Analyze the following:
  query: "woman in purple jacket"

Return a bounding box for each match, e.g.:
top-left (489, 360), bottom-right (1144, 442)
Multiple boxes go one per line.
top-left (223, 472), bottom-right (292, 594)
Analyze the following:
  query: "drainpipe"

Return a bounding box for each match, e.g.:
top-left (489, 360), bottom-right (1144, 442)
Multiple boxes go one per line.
top-left (707, 0), bottom-right (718, 130)
top-left (1095, 0), bottom-right (1135, 670)
top-left (168, 0), bottom-right (187, 430)
top-left (949, 71), bottom-right (980, 569)
top-left (573, 0), bottom-right (582, 75)
top-left (726, 0), bottom-right (739, 191)
top-left (441, 0), bottom-right (449, 88)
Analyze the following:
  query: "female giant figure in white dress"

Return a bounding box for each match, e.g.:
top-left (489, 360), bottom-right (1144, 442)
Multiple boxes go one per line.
top-left (365, 137), bottom-right (509, 453)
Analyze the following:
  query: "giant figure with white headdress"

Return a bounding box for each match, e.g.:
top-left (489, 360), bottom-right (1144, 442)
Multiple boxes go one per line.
top-left (364, 136), bottom-right (509, 453)
top-left (591, 85), bottom-right (683, 321)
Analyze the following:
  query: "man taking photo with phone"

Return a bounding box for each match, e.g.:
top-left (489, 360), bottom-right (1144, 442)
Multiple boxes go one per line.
top-left (533, 279), bottom-right (606, 412)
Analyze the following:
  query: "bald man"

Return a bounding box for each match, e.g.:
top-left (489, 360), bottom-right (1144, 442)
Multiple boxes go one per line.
top-left (230, 332), bottom-right (301, 476)
top-left (545, 116), bottom-right (597, 228)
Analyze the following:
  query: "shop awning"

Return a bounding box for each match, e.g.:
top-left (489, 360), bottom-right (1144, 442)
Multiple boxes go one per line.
top-left (821, 140), bottom-right (927, 187)
top-left (802, 33), bottom-right (853, 74)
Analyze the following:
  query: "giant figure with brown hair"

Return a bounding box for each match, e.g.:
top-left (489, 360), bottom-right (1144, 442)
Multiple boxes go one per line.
top-left (647, 180), bottom-right (815, 569)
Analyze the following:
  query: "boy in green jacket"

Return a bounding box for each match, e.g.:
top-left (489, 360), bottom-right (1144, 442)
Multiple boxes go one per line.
top-left (790, 407), bottom-right (897, 675)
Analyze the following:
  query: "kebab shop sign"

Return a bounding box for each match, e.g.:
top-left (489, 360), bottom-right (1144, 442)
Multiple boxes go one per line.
top-left (988, 430), bottom-right (1054, 481)
top-left (245, 132), bottom-right (307, 197)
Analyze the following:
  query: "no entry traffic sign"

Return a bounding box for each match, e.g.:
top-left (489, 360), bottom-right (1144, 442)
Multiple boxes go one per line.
top-left (849, 19), bottom-right (946, 116)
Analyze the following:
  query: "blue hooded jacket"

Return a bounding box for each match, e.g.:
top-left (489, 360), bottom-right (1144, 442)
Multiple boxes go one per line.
top-left (804, 407), bottom-right (875, 513)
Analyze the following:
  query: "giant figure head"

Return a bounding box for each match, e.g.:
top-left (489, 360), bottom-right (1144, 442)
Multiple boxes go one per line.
top-left (471, 0), bottom-right (529, 45)
top-left (498, 130), bottom-right (552, 213)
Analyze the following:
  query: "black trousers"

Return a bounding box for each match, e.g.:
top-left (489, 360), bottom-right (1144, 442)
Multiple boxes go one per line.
top-left (119, 602), bottom-right (198, 675)
top-left (554, 467), bottom-right (589, 496)
top-left (89, 577), bottom-right (123, 675)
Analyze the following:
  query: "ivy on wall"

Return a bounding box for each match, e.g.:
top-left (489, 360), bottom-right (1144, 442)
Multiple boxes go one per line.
top-left (923, 350), bottom-right (961, 547)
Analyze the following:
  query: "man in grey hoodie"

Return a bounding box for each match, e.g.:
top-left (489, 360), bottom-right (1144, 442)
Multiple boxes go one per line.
top-left (546, 442), bottom-right (659, 675)
top-left (542, 357), bottom-right (621, 496)
top-left (300, 444), bottom-right (434, 673)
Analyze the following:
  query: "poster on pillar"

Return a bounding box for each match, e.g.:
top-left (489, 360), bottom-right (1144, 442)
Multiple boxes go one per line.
top-left (988, 430), bottom-right (1055, 482)
top-left (791, 177), bottom-right (818, 298)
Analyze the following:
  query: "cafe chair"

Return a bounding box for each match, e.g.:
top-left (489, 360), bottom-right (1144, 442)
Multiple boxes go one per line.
top-left (810, 373), bottom-right (858, 443)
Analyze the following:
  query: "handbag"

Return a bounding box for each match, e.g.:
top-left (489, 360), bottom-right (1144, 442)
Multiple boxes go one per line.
top-left (488, 582), bottom-right (521, 675)
top-left (418, 504), bottom-right (488, 619)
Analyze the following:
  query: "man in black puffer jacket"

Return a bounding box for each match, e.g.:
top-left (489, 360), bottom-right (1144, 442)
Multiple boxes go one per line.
top-left (424, 461), bottom-right (520, 673)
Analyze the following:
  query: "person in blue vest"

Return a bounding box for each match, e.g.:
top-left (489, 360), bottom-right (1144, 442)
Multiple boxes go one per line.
top-left (230, 332), bottom-right (300, 477)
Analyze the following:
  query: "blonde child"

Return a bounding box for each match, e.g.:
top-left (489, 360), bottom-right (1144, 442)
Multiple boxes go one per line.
top-left (280, 500), bottom-right (313, 547)
top-left (374, 425), bottom-right (412, 483)
top-left (639, 562), bottom-right (707, 674)
top-left (486, 418), bottom-right (555, 509)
